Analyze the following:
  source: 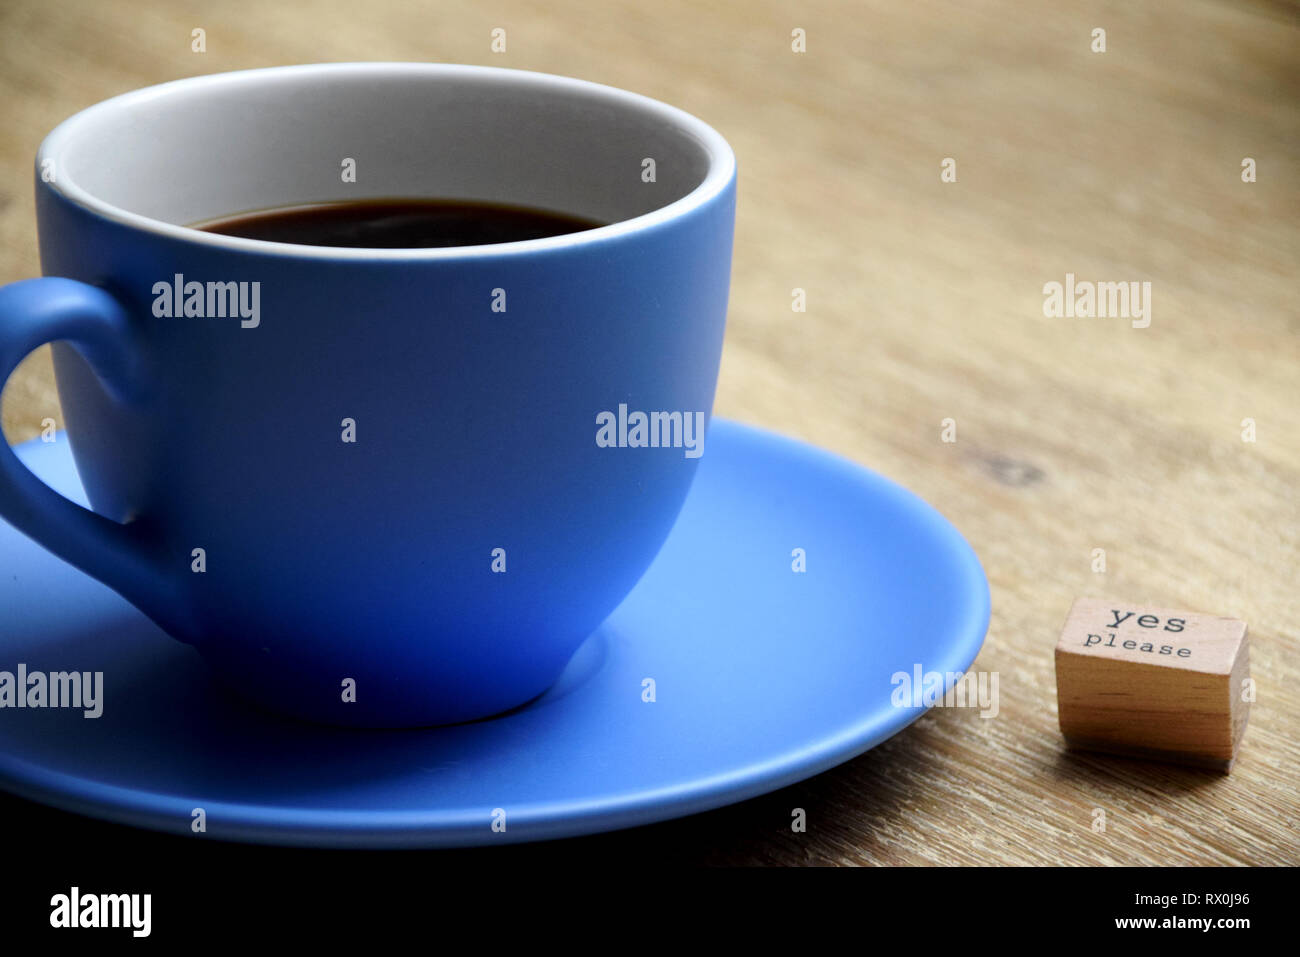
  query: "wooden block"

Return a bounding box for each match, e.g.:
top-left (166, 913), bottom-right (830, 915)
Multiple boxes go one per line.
top-left (1055, 598), bottom-right (1250, 772)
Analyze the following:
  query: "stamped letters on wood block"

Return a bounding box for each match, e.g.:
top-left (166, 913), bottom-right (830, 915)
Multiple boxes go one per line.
top-left (1054, 598), bottom-right (1250, 772)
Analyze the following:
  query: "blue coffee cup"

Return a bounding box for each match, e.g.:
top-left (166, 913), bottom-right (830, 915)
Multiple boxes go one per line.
top-left (0, 63), bottom-right (736, 727)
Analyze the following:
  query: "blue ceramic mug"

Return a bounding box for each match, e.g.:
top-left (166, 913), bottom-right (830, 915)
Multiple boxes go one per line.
top-left (0, 64), bottom-right (736, 727)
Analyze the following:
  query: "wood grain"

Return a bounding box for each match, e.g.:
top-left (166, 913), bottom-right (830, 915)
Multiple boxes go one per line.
top-left (0, 0), bottom-right (1296, 865)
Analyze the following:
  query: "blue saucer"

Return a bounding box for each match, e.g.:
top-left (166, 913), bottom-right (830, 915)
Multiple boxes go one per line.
top-left (0, 419), bottom-right (988, 847)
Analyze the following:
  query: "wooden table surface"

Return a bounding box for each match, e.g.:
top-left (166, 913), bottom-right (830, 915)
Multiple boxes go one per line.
top-left (1, 0), bottom-right (1296, 866)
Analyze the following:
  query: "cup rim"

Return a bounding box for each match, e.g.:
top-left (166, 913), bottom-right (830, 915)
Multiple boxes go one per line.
top-left (37, 62), bottom-right (737, 261)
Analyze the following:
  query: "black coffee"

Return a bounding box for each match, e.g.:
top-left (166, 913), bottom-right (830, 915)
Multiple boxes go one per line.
top-left (195, 199), bottom-right (605, 248)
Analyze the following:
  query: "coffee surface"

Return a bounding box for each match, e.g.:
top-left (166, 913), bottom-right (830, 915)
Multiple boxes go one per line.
top-left (196, 199), bottom-right (605, 248)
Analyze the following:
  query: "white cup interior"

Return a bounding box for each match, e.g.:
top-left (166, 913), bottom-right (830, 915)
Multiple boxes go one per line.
top-left (39, 63), bottom-right (732, 251)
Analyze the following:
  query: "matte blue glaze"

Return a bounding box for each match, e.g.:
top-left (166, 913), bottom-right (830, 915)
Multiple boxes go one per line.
top-left (0, 423), bottom-right (989, 847)
top-left (0, 165), bottom-right (734, 727)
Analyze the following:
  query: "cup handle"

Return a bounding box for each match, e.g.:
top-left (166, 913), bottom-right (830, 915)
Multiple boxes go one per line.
top-left (0, 277), bottom-right (192, 641)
